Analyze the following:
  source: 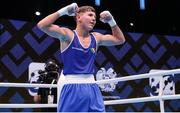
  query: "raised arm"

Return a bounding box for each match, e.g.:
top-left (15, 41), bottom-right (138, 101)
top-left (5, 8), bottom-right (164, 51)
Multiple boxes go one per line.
top-left (37, 3), bottom-right (78, 41)
top-left (95, 11), bottom-right (125, 46)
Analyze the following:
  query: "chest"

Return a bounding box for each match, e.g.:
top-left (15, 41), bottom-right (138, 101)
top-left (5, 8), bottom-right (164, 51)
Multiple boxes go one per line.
top-left (78, 37), bottom-right (91, 48)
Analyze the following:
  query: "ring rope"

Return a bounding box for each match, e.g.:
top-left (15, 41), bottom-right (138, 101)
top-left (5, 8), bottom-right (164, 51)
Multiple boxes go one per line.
top-left (0, 68), bottom-right (180, 111)
top-left (0, 68), bottom-right (179, 88)
top-left (95, 68), bottom-right (180, 84)
top-left (0, 83), bottom-right (57, 88)
top-left (104, 94), bottom-right (180, 105)
top-left (0, 94), bottom-right (180, 108)
top-left (0, 104), bottom-right (56, 108)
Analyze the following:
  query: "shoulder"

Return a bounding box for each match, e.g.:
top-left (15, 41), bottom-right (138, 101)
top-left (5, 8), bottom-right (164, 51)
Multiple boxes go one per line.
top-left (60, 27), bottom-right (74, 38)
top-left (91, 32), bottom-right (103, 42)
top-left (58, 27), bottom-right (74, 42)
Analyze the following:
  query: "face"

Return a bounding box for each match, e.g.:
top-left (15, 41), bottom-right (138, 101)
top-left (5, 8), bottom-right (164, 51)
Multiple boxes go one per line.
top-left (76, 11), bottom-right (96, 31)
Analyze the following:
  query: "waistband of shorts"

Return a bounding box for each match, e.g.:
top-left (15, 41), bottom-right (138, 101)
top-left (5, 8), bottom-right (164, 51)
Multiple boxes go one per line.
top-left (64, 74), bottom-right (95, 84)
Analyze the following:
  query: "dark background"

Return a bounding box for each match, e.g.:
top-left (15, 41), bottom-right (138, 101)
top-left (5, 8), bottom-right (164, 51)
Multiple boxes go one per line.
top-left (1, 0), bottom-right (180, 36)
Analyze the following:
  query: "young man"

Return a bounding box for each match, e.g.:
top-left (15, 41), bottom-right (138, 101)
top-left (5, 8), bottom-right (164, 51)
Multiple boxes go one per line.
top-left (37, 3), bottom-right (125, 112)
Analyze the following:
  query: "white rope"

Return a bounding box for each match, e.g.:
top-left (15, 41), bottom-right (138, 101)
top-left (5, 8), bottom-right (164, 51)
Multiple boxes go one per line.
top-left (0, 94), bottom-right (180, 108)
top-left (95, 68), bottom-right (180, 84)
top-left (0, 68), bottom-right (179, 88)
top-left (104, 94), bottom-right (180, 105)
top-left (0, 68), bottom-right (179, 110)
top-left (0, 104), bottom-right (57, 108)
top-left (0, 83), bottom-right (57, 88)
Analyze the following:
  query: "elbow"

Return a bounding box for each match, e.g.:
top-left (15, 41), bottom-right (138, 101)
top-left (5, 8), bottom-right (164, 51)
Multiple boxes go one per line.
top-left (121, 38), bottom-right (126, 44)
top-left (37, 22), bottom-right (52, 32)
top-left (37, 22), bottom-right (44, 30)
top-left (120, 35), bottom-right (126, 44)
top-left (117, 37), bottom-right (126, 45)
top-left (37, 21), bottom-right (49, 31)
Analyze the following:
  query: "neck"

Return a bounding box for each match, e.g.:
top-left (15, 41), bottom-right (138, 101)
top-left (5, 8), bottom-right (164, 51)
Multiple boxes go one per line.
top-left (75, 25), bottom-right (90, 38)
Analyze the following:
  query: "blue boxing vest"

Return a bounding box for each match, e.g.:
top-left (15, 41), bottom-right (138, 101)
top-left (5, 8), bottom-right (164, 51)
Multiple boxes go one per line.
top-left (61, 31), bottom-right (97, 75)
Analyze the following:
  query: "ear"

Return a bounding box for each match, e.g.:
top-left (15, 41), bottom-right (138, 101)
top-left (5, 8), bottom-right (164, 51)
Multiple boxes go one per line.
top-left (76, 13), bottom-right (81, 20)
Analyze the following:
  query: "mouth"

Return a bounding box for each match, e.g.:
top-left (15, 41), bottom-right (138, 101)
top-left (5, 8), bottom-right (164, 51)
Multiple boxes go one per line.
top-left (89, 22), bottom-right (95, 27)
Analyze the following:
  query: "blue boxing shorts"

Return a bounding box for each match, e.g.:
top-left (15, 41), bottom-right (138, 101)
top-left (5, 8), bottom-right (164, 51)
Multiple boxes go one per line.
top-left (57, 74), bottom-right (105, 112)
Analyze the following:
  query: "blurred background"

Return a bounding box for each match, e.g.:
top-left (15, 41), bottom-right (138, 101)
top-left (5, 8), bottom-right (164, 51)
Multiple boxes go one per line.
top-left (1, 0), bottom-right (180, 36)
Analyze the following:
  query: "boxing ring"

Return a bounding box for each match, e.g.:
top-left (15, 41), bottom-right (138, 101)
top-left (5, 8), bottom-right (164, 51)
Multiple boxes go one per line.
top-left (0, 68), bottom-right (180, 112)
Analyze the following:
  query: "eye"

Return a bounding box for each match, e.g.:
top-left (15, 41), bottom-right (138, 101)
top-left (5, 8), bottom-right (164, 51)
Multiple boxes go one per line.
top-left (89, 14), bottom-right (93, 16)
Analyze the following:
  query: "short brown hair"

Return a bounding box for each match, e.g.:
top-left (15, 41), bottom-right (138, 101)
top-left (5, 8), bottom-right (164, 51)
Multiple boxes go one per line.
top-left (74, 6), bottom-right (96, 22)
top-left (76, 6), bottom-right (96, 14)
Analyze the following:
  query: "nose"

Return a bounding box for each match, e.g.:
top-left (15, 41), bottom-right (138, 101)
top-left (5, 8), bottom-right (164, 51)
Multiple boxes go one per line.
top-left (92, 17), bottom-right (96, 22)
